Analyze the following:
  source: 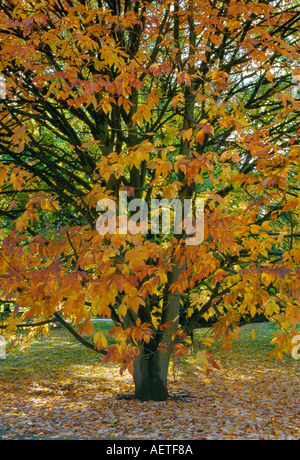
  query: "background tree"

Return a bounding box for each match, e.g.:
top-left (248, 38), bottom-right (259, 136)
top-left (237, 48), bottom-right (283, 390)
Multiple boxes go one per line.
top-left (0, 0), bottom-right (299, 401)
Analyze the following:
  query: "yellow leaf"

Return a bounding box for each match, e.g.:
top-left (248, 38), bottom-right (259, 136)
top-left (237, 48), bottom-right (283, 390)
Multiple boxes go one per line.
top-left (250, 225), bottom-right (260, 234)
top-left (266, 71), bottom-right (274, 83)
top-left (117, 301), bottom-right (128, 318)
top-left (196, 130), bottom-right (205, 145)
top-left (210, 35), bottom-right (222, 46)
top-left (149, 63), bottom-right (159, 74)
top-left (0, 165), bottom-right (8, 186)
top-left (252, 328), bottom-right (256, 340)
top-left (94, 330), bottom-right (108, 350)
top-left (183, 127), bottom-right (193, 141)
top-left (261, 221), bottom-right (271, 231)
top-left (258, 247), bottom-right (269, 258)
top-left (6, 316), bottom-right (20, 332)
top-left (198, 337), bottom-right (215, 347)
top-left (250, 304), bottom-right (256, 318)
top-left (264, 299), bottom-right (280, 317)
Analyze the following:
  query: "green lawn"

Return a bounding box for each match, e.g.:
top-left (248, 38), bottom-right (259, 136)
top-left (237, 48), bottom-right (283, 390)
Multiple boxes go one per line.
top-left (0, 320), bottom-right (296, 377)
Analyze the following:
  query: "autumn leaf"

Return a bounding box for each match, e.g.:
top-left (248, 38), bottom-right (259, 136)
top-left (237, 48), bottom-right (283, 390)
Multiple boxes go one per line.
top-left (177, 71), bottom-right (191, 87)
top-left (94, 330), bottom-right (108, 350)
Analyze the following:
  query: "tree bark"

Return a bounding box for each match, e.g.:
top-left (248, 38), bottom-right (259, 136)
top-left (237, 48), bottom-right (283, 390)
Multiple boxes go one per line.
top-left (133, 348), bottom-right (172, 401)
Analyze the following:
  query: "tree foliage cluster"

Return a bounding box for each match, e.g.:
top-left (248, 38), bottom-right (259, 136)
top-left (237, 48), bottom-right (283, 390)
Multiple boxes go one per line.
top-left (0, 0), bottom-right (299, 400)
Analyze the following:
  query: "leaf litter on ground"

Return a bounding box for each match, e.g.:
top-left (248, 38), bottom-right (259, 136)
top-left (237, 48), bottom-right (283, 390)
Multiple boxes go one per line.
top-left (0, 322), bottom-right (299, 440)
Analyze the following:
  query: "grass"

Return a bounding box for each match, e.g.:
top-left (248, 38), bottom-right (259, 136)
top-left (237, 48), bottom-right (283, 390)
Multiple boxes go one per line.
top-left (0, 320), bottom-right (295, 382)
top-left (1, 320), bottom-right (115, 377)
top-left (195, 321), bottom-right (279, 355)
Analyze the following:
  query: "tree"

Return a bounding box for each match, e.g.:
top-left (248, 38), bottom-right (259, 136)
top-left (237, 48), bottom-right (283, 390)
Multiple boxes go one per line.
top-left (0, 0), bottom-right (299, 401)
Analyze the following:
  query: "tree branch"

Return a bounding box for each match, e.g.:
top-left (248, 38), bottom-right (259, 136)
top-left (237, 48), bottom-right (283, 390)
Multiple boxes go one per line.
top-left (53, 312), bottom-right (107, 355)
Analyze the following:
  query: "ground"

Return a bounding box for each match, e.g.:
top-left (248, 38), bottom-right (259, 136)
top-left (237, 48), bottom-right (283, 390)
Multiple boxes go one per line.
top-left (0, 322), bottom-right (299, 440)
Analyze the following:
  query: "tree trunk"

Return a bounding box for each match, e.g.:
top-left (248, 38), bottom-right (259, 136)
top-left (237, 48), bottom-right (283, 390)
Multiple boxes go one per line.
top-left (132, 259), bottom-right (183, 401)
top-left (133, 349), bottom-right (172, 401)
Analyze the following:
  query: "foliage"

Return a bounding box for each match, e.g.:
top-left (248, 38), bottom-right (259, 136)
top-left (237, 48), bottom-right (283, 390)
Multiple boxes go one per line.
top-left (0, 0), bottom-right (300, 400)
